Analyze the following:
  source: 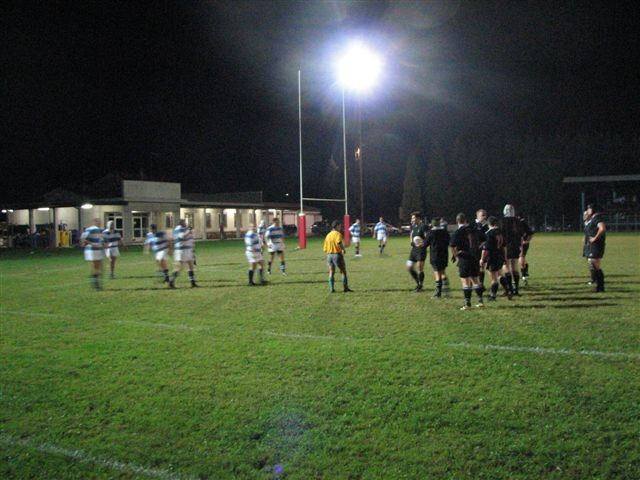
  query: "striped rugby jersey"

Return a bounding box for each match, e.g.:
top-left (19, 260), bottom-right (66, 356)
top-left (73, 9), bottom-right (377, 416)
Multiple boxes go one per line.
top-left (257, 223), bottom-right (266, 239)
top-left (374, 222), bottom-right (387, 235)
top-left (81, 225), bottom-right (104, 251)
top-left (245, 230), bottom-right (261, 253)
top-left (102, 229), bottom-right (121, 249)
top-left (145, 231), bottom-right (168, 252)
top-left (349, 223), bottom-right (361, 237)
top-left (173, 225), bottom-right (192, 250)
top-left (265, 225), bottom-right (284, 244)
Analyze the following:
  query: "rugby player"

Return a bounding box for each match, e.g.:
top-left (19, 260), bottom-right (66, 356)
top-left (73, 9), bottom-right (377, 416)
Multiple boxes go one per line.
top-left (323, 220), bottom-right (353, 293)
top-left (349, 218), bottom-right (362, 257)
top-left (406, 212), bottom-right (428, 292)
top-left (518, 214), bottom-right (534, 285)
top-left (450, 213), bottom-right (484, 309)
top-left (480, 216), bottom-right (512, 300)
top-left (373, 217), bottom-right (388, 254)
top-left (103, 220), bottom-right (124, 279)
top-left (168, 219), bottom-right (198, 288)
top-left (474, 209), bottom-right (489, 288)
top-left (265, 218), bottom-right (286, 275)
top-left (244, 224), bottom-right (266, 286)
top-left (501, 204), bottom-right (526, 295)
top-left (81, 218), bottom-right (105, 290)
top-left (144, 224), bottom-right (170, 283)
top-left (584, 203), bottom-right (606, 292)
top-left (424, 218), bottom-right (450, 298)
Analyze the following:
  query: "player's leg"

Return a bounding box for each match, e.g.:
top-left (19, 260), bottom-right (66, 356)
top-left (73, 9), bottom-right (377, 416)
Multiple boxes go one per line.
top-left (187, 260), bottom-right (197, 287)
top-left (279, 251), bottom-right (286, 275)
top-left (406, 258), bottom-right (420, 290)
top-left (433, 267), bottom-right (444, 298)
top-left (268, 252), bottom-right (275, 274)
top-left (248, 261), bottom-right (257, 285)
top-left (460, 276), bottom-right (473, 309)
top-left (328, 261), bottom-right (336, 293)
top-left (591, 257), bottom-right (605, 292)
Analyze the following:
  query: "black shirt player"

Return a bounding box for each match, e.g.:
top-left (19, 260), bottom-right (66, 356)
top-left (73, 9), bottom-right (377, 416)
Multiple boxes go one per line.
top-left (584, 203), bottom-right (607, 292)
top-left (481, 216), bottom-right (512, 300)
top-left (424, 218), bottom-right (450, 297)
top-left (406, 212), bottom-right (428, 292)
top-left (449, 213), bottom-right (484, 309)
top-left (501, 204), bottom-right (526, 295)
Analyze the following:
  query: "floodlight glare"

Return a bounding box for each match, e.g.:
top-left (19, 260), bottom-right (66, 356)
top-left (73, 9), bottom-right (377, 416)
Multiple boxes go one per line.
top-left (37, 207), bottom-right (50, 212)
top-left (337, 42), bottom-right (382, 91)
top-left (81, 203), bottom-right (93, 209)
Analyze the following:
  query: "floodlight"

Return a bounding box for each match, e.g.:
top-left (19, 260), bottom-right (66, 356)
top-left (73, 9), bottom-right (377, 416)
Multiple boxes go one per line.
top-left (81, 203), bottom-right (93, 209)
top-left (337, 42), bottom-right (382, 91)
top-left (37, 207), bottom-right (50, 211)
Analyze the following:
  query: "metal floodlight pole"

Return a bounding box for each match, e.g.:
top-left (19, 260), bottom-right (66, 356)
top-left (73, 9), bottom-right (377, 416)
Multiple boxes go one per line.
top-left (297, 70), bottom-right (307, 249)
top-left (342, 87), bottom-right (348, 216)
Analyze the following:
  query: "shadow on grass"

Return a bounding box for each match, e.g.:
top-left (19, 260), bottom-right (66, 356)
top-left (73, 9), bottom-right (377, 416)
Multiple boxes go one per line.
top-left (502, 303), bottom-right (618, 309)
top-left (268, 279), bottom-right (327, 286)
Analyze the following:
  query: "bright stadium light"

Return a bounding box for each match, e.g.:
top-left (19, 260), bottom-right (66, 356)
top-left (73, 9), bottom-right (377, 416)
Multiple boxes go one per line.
top-left (37, 207), bottom-right (50, 212)
top-left (336, 42), bottom-right (382, 91)
top-left (81, 203), bottom-right (93, 209)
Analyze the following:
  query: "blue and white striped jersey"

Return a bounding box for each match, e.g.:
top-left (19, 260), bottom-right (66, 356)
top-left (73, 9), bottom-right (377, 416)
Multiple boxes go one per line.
top-left (257, 223), bottom-right (266, 239)
top-left (81, 225), bottom-right (104, 251)
top-left (145, 231), bottom-right (168, 252)
top-left (349, 223), bottom-right (361, 237)
top-left (173, 225), bottom-right (192, 250)
top-left (265, 225), bottom-right (284, 244)
top-left (102, 229), bottom-right (121, 249)
top-left (374, 222), bottom-right (387, 235)
top-left (245, 230), bottom-right (261, 253)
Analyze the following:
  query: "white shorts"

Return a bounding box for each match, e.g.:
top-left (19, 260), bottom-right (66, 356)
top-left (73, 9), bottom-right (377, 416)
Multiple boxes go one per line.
top-left (84, 249), bottom-right (104, 261)
top-left (155, 250), bottom-right (169, 262)
top-left (351, 236), bottom-right (361, 244)
top-left (245, 251), bottom-right (263, 264)
top-left (376, 233), bottom-right (388, 242)
top-left (105, 247), bottom-right (120, 258)
top-left (174, 248), bottom-right (194, 263)
top-left (267, 242), bottom-right (285, 253)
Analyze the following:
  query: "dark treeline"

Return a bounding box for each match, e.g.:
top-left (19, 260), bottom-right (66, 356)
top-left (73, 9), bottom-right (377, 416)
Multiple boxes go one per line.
top-left (400, 132), bottom-right (640, 223)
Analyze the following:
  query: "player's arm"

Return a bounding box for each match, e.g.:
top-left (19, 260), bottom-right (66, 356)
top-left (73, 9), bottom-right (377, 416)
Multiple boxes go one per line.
top-left (590, 222), bottom-right (606, 242)
top-left (450, 246), bottom-right (458, 263)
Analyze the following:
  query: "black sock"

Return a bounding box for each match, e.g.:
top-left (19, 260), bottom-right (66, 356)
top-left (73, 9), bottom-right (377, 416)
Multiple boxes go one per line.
top-left (409, 270), bottom-right (419, 284)
top-left (342, 274), bottom-right (349, 290)
top-left (596, 269), bottom-right (605, 291)
top-left (163, 269), bottom-right (169, 281)
top-left (499, 276), bottom-right (510, 294)
top-left (188, 270), bottom-right (195, 285)
top-left (463, 287), bottom-right (472, 306)
top-left (280, 261), bottom-right (285, 273)
top-left (355, 245), bottom-right (360, 254)
top-left (268, 261), bottom-right (272, 272)
top-left (513, 272), bottom-right (520, 292)
top-left (479, 271), bottom-right (485, 285)
top-left (418, 271), bottom-right (425, 287)
top-left (505, 273), bottom-right (513, 292)
top-left (436, 280), bottom-right (443, 295)
top-left (249, 270), bottom-right (254, 284)
top-left (474, 285), bottom-right (483, 302)
top-left (491, 282), bottom-right (499, 297)
top-left (523, 264), bottom-right (529, 277)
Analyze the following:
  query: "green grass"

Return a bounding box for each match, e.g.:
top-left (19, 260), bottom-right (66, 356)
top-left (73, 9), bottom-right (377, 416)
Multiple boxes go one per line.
top-left (1, 233), bottom-right (639, 479)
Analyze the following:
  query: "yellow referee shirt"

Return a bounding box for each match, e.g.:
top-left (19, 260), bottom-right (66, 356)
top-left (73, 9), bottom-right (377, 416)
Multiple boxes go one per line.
top-left (323, 230), bottom-right (344, 254)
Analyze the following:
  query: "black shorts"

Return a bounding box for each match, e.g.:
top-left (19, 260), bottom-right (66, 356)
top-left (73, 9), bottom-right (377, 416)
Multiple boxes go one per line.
top-left (586, 242), bottom-right (605, 259)
top-left (506, 243), bottom-right (521, 260)
top-left (457, 255), bottom-right (480, 278)
top-left (408, 246), bottom-right (427, 263)
top-left (486, 254), bottom-right (504, 272)
top-left (430, 260), bottom-right (448, 272)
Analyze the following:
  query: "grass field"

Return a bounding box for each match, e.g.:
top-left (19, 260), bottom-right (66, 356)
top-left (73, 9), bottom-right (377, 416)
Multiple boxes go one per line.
top-left (1, 233), bottom-right (639, 479)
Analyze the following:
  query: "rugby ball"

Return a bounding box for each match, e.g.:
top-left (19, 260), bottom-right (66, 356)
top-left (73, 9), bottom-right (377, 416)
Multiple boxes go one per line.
top-left (412, 236), bottom-right (424, 247)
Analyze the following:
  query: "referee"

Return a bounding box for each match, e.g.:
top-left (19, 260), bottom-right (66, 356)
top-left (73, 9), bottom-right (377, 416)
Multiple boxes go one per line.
top-left (323, 220), bottom-right (353, 293)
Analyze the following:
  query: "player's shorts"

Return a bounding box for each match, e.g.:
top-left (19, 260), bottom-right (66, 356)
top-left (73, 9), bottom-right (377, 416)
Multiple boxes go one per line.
top-left (430, 260), bottom-right (448, 272)
top-left (154, 250), bottom-right (169, 262)
top-left (267, 242), bottom-right (285, 254)
top-left (105, 247), bottom-right (120, 258)
top-left (326, 253), bottom-right (346, 270)
top-left (351, 236), bottom-right (360, 244)
top-left (586, 241), bottom-right (605, 259)
top-left (506, 243), bottom-right (521, 260)
top-left (457, 255), bottom-right (480, 278)
top-left (174, 248), bottom-right (194, 263)
top-left (245, 250), bottom-right (263, 264)
top-left (84, 249), bottom-right (104, 262)
top-left (520, 243), bottom-right (530, 256)
top-left (407, 246), bottom-right (427, 264)
top-left (376, 233), bottom-right (388, 242)
top-left (486, 254), bottom-right (505, 272)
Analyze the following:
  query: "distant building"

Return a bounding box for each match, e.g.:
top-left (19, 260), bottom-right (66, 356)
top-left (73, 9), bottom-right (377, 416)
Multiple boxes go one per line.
top-left (2, 179), bottom-right (322, 247)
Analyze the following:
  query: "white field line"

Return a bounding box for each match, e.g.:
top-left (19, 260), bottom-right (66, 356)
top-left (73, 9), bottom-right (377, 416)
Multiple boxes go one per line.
top-left (447, 342), bottom-right (640, 360)
top-left (0, 434), bottom-right (195, 480)
top-left (115, 319), bottom-right (213, 332)
top-left (263, 330), bottom-right (379, 342)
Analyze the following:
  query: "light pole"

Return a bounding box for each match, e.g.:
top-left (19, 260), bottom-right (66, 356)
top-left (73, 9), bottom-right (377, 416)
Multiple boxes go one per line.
top-left (336, 42), bottom-right (382, 245)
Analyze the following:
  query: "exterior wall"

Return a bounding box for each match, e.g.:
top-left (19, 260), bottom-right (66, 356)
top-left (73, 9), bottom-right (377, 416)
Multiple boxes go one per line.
top-left (55, 207), bottom-right (80, 231)
top-left (123, 180), bottom-right (181, 202)
top-left (8, 209), bottom-right (29, 225)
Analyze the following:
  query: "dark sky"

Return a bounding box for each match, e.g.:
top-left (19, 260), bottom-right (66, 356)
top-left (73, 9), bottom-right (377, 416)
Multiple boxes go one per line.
top-left (2, 0), bottom-right (639, 208)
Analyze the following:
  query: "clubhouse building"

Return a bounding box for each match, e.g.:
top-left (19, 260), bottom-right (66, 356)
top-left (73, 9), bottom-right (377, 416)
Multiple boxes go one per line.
top-left (2, 178), bottom-right (322, 247)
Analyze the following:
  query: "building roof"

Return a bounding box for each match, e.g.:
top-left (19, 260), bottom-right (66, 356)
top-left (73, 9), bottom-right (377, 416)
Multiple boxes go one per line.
top-left (563, 174), bottom-right (640, 183)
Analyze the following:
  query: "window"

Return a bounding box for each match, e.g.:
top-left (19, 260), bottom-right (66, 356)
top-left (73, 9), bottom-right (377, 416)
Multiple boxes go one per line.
top-left (104, 212), bottom-right (123, 236)
top-left (185, 213), bottom-right (194, 229)
top-left (132, 213), bottom-right (150, 239)
top-left (206, 213), bottom-right (212, 229)
top-left (165, 214), bottom-right (173, 229)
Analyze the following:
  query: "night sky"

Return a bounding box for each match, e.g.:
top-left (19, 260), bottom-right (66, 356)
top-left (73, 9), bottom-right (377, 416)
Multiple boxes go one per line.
top-left (3, 1), bottom-right (639, 212)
